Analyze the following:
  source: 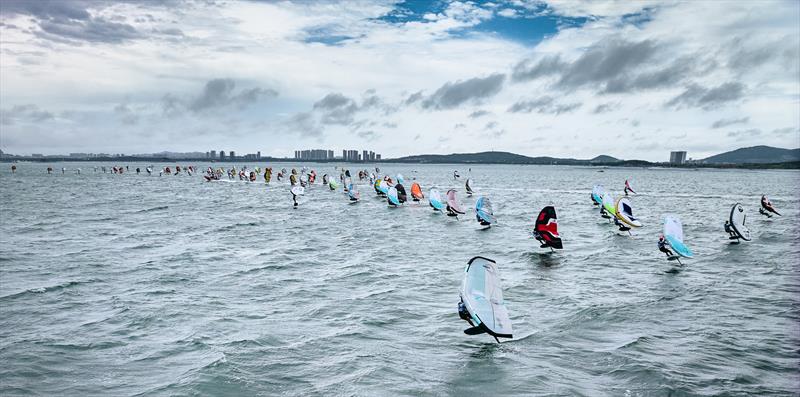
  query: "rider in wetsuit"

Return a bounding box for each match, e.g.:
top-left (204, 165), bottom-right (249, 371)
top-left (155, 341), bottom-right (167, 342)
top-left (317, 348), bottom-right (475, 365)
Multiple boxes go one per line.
top-left (724, 221), bottom-right (736, 238)
top-left (657, 235), bottom-right (673, 257)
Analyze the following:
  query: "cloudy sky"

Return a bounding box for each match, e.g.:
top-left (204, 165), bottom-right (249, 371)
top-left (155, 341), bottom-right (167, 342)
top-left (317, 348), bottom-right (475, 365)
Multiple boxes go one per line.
top-left (1, 0), bottom-right (798, 160)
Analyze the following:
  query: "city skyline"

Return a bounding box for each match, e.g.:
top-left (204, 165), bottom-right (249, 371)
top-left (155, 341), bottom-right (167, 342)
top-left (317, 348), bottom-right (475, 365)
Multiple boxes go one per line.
top-left (0, 1), bottom-right (798, 161)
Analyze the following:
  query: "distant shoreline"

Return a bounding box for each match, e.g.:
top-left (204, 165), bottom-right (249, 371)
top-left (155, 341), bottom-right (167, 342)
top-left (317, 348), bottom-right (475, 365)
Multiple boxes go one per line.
top-left (2, 156), bottom-right (798, 169)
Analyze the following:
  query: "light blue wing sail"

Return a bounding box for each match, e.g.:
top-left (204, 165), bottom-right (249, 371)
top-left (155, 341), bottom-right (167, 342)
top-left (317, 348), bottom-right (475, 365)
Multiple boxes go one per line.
top-left (460, 256), bottom-right (512, 338)
top-left (666, 235), bottom-right (693, 258)
top-left (387, 186), bottom-right (400, 206)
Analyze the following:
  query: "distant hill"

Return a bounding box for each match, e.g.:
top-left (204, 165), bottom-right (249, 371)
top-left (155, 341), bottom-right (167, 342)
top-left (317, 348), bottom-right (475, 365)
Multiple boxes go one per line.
top-left (389, 151), bottom-right (611, 165)
top-left (590, 155), bottom-right (621, 163)
top-left (702, 146), bottom-right (800, 164)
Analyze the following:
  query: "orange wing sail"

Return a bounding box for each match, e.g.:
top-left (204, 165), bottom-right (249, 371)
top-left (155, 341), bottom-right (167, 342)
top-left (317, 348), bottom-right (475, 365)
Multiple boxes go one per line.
top-left (411, 183), bottom-right (424, 200)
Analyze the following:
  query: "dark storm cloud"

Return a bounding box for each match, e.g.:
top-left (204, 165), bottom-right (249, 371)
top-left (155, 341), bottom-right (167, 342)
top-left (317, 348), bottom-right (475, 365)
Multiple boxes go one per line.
top-left (666, 82), bottom-right (745, 110)
top-left (507, 96), bottom-right (581, 115)
top-left (511, 55), bottom-right (567, 82)
top-left (0, 104), bottom-right (55, 125)
top-left (421, 74), bottom-right (505, 110)
top-left (711, 116), bottom-right (749, 129)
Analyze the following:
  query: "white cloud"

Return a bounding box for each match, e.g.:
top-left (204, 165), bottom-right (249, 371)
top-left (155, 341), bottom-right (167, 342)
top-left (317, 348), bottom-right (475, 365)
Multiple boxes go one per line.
top-left (0, 0), bottom-right (797, 160)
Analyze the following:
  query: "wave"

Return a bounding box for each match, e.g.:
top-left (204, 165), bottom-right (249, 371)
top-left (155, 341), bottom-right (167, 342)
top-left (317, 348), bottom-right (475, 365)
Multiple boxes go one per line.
top-left (136, 205), bottom-right (169, 213)
top-left (0, 280), bottom-right (89, 301)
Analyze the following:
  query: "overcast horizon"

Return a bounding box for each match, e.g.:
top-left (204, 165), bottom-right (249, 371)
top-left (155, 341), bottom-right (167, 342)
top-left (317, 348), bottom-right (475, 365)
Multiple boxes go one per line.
top-left (1, 0), bottom-right (799, 161)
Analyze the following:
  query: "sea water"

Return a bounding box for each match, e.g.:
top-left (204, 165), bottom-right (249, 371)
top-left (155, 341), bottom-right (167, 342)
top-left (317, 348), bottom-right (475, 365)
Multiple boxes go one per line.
top-left (1, 163), bottom-right (798, 396)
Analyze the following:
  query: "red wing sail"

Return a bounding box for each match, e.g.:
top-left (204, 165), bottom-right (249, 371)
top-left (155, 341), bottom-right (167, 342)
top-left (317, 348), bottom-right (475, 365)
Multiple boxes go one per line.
top-left (625, 180), bottom-right (635, 193)
top-left (535, 206), bottom-right (563, 249)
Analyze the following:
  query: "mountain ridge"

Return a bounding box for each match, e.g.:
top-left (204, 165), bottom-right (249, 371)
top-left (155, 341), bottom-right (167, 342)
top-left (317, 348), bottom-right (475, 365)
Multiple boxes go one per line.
top-left (387, 146), bottom-right (799, 165)
top-left (701, 145), bottom-right (800, 164)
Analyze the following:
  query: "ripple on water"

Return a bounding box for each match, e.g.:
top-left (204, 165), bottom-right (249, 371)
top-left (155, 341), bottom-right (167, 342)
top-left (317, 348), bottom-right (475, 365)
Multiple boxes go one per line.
top-left (0, 163), bottom-right (798, 396)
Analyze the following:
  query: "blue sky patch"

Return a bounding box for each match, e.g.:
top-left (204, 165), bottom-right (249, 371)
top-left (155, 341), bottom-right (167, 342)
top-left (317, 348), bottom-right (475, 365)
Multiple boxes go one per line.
top-left (377, 0), bottom-right (589, 46)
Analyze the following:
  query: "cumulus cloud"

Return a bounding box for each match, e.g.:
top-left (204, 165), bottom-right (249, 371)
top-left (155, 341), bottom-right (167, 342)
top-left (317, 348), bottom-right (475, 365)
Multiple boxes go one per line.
top-left (511, 55), bottom-right (567, 82)
top-left (357, 130), bottom-right (380, 141)
top-left (726, 36), bottom-right (800, 74)
top-left (711, 117), bottom-right (749, 129)
top-left (557, 38), bottom-right (660, 89)
top-left (468, 109), bottom-right (491, 118)
top-left (404, 91), bottom-right (423, 105)
top-left (602, 56), bottom-right (697, 93)
top-left (0, 0), bottom-right (797, 159)
top-left (593, 102), bottom-right (620, 113)
top-left (508, 96), bottom-right (581, 114)
top-left (772, 127), bottom-right (799, 135)
top-left (114, 103), bottom-right (139, 125)
top-left (511, 38), bottom-right (704, 96)
top-left (286, 112), bottom-right (322, 138)
top-left (421, 74), bottom-right (505, 110)
top-left (727, 128), bottom-right (761, 139)
top-left (666, 82), bottom-right (745, 110)
top-left (0, 0), bottom-right (143, 44)
top-left (161, 93), bottom-right (182, 118)
top-left (157, 78), bottom-right (278, 117)
top-left (0, 104), bottom-right (55, 125)
top-left (190, 78), bottom-right (278, 112)
top-left (313, 93), bottom-right (358, 125)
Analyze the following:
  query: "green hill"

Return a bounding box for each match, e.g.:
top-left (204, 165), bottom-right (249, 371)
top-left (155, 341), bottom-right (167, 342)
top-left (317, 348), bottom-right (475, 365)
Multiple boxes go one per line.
top-left (702, 146), bottom-right (800, 164)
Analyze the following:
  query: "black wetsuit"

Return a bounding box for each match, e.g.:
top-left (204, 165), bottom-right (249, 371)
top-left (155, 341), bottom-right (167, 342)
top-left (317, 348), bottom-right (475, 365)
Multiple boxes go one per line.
top-left (658, 239), bottom-right (673, 256)
top-left (724, 222), bottom-right (736, 237)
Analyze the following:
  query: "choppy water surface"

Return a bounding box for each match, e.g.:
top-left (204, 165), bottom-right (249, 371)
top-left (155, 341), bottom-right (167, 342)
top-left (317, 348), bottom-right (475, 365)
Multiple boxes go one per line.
top-left (1, 163), bottom-right (799, 396)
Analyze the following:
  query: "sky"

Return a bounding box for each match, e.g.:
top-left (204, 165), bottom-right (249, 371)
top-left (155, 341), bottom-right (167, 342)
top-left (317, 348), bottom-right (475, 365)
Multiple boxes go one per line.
top-left (1, 0), bottom-right (799, 161)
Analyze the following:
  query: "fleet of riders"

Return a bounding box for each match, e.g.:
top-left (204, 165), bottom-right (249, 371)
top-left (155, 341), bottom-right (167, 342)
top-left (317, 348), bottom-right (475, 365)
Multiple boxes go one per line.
top-left (11, 164), bottom-right (783, 343)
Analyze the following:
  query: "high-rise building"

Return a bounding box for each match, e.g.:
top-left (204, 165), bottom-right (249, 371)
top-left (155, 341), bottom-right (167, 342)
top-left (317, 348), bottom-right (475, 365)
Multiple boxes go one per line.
top-left (210, 150), bottom-right (217, 159)
top-left (376, 154), bottom-right (381, 161)
top-left (669, 151), bottom-right (687, 164)
top-left (229, 151), bottom-right (236, 159)
top-left (220, 150), bottom-right (226, 159)
top-left (328, 150), bottom-right (334, 159)
top-left (362, 150), bottom-right (369, 162)
top-left (257, 151), bottom-right (261, 160)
